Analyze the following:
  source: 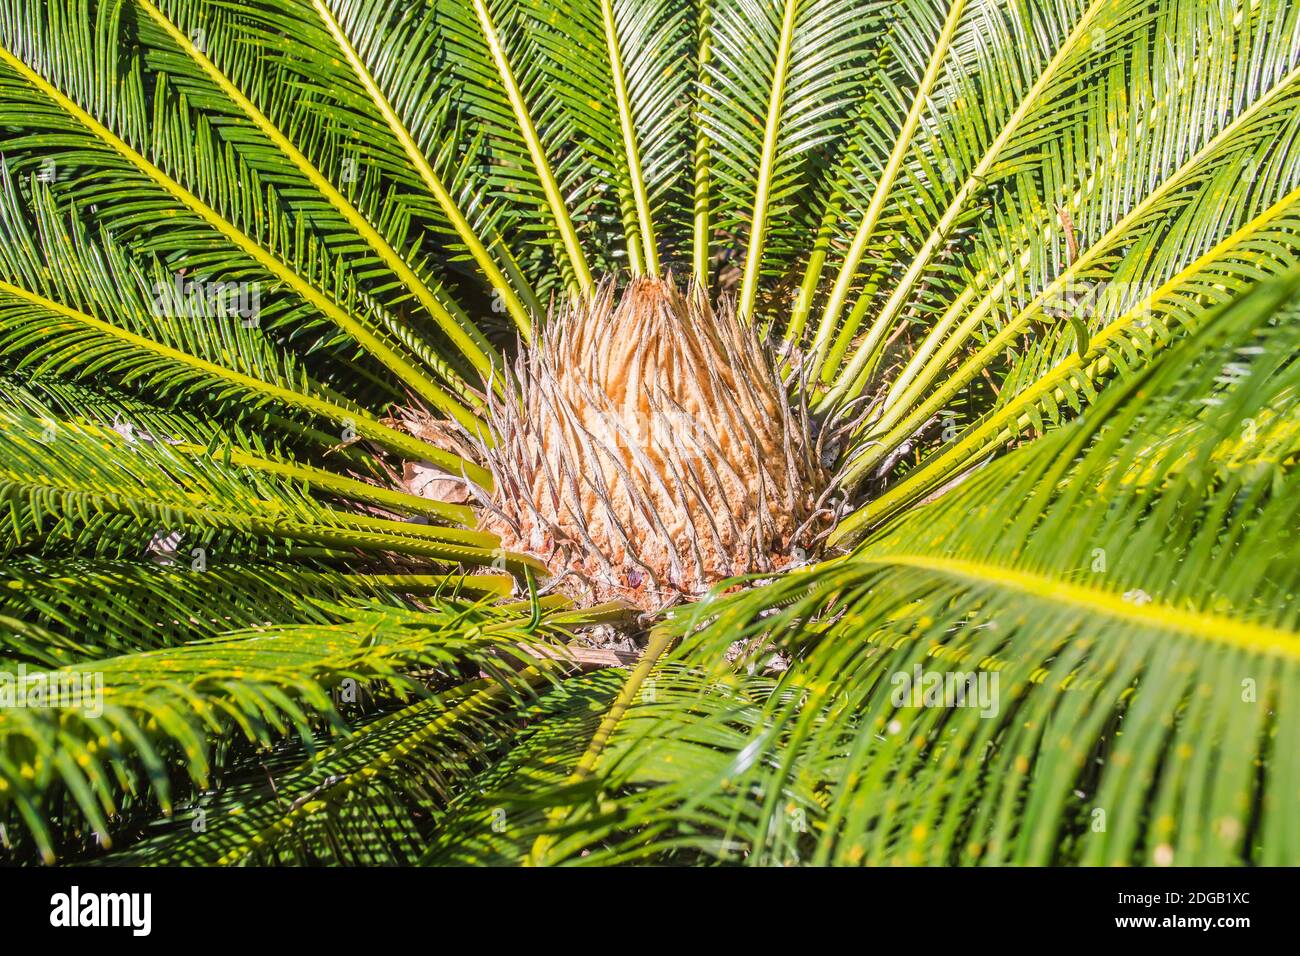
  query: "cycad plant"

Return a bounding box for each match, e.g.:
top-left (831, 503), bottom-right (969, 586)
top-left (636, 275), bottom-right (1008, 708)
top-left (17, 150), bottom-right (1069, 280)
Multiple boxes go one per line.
top-left (0, 0), bottom-right (1298, 866)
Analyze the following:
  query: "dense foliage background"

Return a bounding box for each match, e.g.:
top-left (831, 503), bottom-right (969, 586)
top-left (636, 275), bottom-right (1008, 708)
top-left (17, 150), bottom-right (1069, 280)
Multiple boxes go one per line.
top-left (0, 0), bottom-right (1296, 865)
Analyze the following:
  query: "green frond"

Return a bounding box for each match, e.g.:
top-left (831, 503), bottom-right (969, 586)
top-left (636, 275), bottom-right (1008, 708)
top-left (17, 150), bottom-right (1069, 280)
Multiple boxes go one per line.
top-left (820, 0), bottom-right (1300, 482)
top-left (306, 0), bottom-right (539, 334)
top-left (838, 184), bottom-right (1300, 534)
top-left (134, 0), bottom-right (499, 374)
top-left (0, 0), bottom-right (482, 419)
top-left (0, 594), bottom-right (574, 863)
top-left (0, 403), bottom-right (526, 571)
top-left (699, 0), bottom-right (880, 315)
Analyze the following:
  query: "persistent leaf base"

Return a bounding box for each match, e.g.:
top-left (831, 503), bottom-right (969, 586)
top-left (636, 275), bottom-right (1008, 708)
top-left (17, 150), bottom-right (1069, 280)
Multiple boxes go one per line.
top-left (472, 277), bottom-right (829, 610)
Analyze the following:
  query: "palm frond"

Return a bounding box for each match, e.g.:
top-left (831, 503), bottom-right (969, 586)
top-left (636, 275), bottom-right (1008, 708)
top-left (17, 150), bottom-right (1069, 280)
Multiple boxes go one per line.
top-left (0, 0), bottom-right (480, 418)
top-left (0, 593), bottom-right (576, 862)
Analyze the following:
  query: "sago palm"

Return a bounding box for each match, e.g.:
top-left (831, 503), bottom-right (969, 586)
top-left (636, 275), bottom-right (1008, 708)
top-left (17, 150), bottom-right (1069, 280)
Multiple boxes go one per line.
top-left (0, 0), bottom-right (1297, 866)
